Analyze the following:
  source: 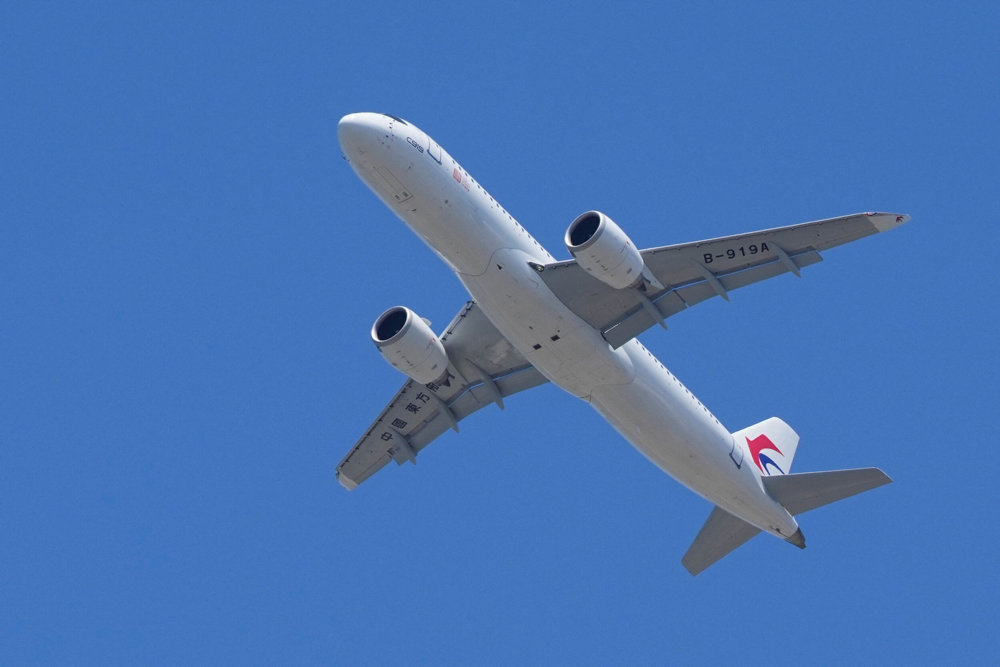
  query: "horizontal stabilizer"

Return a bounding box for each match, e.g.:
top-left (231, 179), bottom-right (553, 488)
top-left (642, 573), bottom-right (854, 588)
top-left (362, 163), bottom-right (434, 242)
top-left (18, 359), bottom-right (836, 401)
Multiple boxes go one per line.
top-left (682, 506), bottom-right (761, 576)
top-left (682, 468), bottom-right (892, 575)
top-left (762, 468), bottom-right (892, 516)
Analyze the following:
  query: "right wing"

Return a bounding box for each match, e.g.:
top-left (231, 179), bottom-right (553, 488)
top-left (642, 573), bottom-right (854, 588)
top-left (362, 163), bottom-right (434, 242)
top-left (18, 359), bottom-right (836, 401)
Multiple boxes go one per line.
top-left (336, 301), bottom-right (548, 490)
top-left (538, 212), bottom-right (910, 348)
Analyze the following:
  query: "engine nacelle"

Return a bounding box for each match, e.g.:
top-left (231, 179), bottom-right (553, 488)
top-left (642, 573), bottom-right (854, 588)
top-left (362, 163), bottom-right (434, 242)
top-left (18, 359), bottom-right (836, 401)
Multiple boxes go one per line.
top-left (371, 306), bottom-right (449, 385)
top-left (565, 211), bottom-right (645, 290)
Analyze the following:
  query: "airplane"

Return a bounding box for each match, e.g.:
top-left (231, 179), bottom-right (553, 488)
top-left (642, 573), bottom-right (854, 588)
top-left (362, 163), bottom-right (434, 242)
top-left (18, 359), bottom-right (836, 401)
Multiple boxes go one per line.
top-left (336, 112), bottom-right (907, 575)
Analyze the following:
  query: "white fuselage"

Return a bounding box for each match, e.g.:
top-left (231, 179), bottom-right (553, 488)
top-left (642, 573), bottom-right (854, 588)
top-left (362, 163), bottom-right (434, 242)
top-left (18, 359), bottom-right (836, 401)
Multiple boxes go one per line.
top-left (338, 113), bottom-right (799, 540)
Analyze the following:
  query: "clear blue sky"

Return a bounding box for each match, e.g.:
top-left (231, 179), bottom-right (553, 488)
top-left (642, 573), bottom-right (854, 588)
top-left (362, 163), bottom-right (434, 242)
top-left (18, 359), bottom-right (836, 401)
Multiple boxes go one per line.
top-left (2, 2), bottom-right (997, 663)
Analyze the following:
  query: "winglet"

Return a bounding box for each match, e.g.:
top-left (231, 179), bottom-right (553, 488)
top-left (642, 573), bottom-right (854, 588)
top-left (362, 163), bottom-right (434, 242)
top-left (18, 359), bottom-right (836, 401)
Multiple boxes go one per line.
top-left (336, 470), bottom-right (359, 491)
top-left (866, 212), bottom-right (911, 232)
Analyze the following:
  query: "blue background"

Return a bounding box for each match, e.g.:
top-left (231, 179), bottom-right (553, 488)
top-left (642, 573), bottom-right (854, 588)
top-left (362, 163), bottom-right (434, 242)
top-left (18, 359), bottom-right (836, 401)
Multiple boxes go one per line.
top-left (3, 2), bottom-right (996, 663)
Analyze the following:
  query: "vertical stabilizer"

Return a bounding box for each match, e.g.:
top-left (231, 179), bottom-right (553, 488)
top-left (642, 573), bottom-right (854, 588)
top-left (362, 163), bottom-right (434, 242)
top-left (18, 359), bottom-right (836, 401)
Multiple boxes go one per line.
top-left (731, 417), bottom-right (799, 476)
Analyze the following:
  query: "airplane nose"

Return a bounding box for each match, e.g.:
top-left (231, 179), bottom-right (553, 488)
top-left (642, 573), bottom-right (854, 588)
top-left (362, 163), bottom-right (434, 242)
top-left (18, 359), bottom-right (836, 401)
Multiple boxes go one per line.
top-left (338, 113), bottom-right (390, 155)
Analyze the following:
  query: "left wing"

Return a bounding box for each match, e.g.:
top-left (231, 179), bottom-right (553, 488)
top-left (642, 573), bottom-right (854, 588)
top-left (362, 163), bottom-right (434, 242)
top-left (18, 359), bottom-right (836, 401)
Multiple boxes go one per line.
top-left (337, 302), bottom-right (548, 490)
top-left (538, 212), bottom-right (910, 348)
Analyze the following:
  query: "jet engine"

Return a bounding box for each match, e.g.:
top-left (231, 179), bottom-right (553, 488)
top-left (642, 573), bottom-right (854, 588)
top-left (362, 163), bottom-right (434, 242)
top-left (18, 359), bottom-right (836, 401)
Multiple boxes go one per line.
top-left (564, 211), bottom-right (646, 290)
top-left (371, 306), bottom-right (449, 385)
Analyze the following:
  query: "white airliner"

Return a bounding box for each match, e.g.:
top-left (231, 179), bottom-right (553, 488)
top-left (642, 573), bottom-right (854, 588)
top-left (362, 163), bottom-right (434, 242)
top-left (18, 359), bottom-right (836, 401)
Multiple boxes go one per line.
top-left (336, 112), bottom-right (907, 574)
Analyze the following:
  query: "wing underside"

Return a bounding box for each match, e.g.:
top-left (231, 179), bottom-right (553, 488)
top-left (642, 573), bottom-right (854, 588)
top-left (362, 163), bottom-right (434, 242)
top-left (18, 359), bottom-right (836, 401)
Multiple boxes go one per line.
top-left (539, 212), bottom-right (908, 347)
top-left (337, 302), bottom-right (547, 490)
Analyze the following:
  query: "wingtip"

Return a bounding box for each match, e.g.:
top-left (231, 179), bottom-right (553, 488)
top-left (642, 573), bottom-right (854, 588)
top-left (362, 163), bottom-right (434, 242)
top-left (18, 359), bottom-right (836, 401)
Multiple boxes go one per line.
top-left (871, 467), bottom-right (894, 486)
top-left (337, 470), bottom-right (359, 491)
top-left (866, 212), bottom-right (911, 232)
top-left (681, 555), bottom-right (704, 577)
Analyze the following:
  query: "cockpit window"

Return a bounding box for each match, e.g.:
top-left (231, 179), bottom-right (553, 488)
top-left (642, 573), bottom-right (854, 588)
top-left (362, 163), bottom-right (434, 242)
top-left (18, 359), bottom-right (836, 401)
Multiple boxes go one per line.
top-left (381, 113), bottom-right (408, 126)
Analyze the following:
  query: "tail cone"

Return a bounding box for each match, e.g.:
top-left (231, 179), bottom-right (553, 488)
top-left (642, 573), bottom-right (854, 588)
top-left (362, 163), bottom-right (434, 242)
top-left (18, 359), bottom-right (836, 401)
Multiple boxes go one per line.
top-left (785, 528), bottom-right (806, 549)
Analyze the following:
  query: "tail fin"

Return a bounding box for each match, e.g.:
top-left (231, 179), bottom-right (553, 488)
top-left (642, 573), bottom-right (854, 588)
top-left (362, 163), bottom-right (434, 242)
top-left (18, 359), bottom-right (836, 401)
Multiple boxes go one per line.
top-left (682, 467), bottom-right (892, 576)
top-left (731, 417), bottom-right (799, 476)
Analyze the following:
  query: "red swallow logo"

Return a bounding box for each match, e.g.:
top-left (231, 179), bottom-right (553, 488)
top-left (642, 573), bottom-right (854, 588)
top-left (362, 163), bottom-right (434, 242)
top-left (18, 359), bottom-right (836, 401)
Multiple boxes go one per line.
top-left (746, 434), bottom-right (784, 475)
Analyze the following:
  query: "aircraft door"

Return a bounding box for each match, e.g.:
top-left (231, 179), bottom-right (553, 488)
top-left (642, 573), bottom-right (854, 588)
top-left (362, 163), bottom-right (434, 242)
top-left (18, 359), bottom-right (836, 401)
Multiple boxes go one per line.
top-left (729, 435), bottom-right (745, 468)
top-left (427, 137), bottom-right (442, 164)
